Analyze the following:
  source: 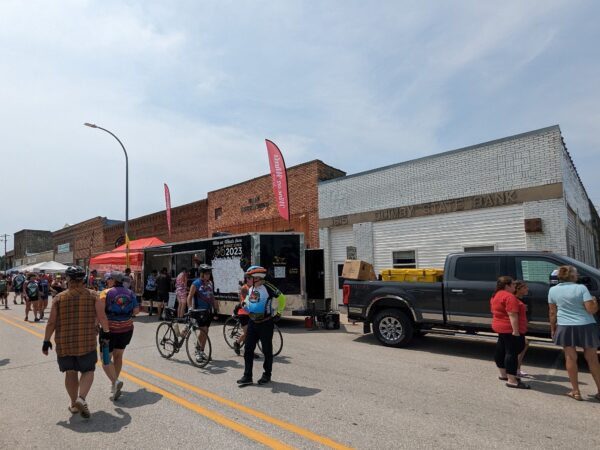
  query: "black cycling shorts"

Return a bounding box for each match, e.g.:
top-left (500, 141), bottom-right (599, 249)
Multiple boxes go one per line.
top-left (109, 329), bottom-right (134, 352)
top-left (190, 309), bottom-right (212, 328)
top-left (58, 350), bottom-right (97, 373)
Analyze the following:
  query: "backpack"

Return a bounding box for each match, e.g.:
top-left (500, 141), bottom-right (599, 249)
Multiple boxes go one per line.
top-left (39, 279), bottom-right (49, 296)
top-left (0, 280), bottom-right (7, 293)
top-left (105, 289), bottom-right (136, 319)
top-left (14, 275), bottom-right (25, 290)
top-left (146, 275), bottom-right (156, 291)
top-left (26, 282), bottom-right (39, 299)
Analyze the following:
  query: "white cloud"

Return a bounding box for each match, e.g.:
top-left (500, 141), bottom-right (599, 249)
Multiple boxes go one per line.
top-left (1, 0), bottom-right (599, 249)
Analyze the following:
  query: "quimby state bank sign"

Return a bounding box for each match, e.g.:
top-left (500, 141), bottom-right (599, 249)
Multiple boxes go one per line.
top-left (319, 183), bottom-right (563, 228)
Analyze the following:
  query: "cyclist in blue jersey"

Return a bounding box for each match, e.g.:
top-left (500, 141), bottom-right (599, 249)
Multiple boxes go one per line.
top-left (187, 264), bottom-right (218, 363)
top-left (237, 266), bottom-right (286, 387)
top-left (99, 271), bottom-right (139, 401)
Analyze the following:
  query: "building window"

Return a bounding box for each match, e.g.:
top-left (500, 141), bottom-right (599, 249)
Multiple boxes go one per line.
top-left (214, 207), bottom-right (222, 220)
top-left (464, 245), bottom-right (495, 253)
top-left (392, 250), bottom-right (416, 268)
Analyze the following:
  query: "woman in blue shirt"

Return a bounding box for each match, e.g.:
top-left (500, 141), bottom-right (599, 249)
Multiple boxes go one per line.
top-left (548, 265), bottom-right (600, 401)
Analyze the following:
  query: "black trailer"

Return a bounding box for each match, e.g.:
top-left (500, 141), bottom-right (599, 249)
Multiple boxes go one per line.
top-left (142, 232), bottom-right (330, 317)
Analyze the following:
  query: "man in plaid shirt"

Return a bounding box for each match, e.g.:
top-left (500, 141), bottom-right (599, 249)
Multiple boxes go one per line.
top-left (42, 266), bottom-right (111, 419)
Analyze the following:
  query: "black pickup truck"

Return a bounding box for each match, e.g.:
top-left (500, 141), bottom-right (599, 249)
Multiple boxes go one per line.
top-left (343, 252), bottom-right (600, 347)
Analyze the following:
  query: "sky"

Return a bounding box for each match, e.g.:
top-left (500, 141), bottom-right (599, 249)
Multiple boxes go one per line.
top-left (1, 0), bottom-right (599, 251)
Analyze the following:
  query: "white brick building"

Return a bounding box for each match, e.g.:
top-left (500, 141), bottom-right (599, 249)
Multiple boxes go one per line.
top-left (318, 126), bottom-right (600, 306)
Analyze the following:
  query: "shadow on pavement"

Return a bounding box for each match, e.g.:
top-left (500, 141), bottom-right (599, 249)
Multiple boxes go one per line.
top-left (200, 358), bottom-right (244, 375)
top-left (352, 333), bottom-right (570, 369)
top-left (0, 358), bottom-right (9, 367)
top-left (115, 388), bottom-right (162, 409)
top-left (165, 354), bottom-right (243, 375)
top-left (260, 381), bottom-right (321, 397)
top-left (57, 408), bottom-right (132, 433)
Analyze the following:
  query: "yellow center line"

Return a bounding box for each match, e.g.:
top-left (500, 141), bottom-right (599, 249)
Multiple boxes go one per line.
top-left (0, 315), bottom-right (295, 450)
top-left (3, 313), bottom-right (354, 450)
top-left (123, 359), bottom-right (354, 450)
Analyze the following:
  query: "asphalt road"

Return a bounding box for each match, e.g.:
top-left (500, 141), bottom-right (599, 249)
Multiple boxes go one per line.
top-left (1, 298), bottom-right (599, 450)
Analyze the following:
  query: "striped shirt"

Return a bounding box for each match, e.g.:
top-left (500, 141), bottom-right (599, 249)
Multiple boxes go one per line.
top-left (54, 287), bottom-right (98, 357)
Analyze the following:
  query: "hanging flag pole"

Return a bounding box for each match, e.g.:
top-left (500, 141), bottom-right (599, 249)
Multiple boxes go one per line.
top-left (265, 139), bottom-right (290, 222)
top-left (164, 183), bottom-right (172, 237)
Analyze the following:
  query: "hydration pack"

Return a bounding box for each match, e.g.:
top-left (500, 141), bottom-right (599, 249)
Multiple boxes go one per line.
top-left (14, 275), bottom-right (25, 290)
top-left (105, 289), bottom-right (136, 319)
top-left (26, 282), bottom-right (39, 299)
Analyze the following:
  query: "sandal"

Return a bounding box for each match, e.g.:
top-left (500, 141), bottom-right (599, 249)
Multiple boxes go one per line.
top-left (506, 381), bottom-right (531, 390)
top-left (499, 376), bottom-right (521, 382)
top-left (566, 391), bottom-right (582, 401)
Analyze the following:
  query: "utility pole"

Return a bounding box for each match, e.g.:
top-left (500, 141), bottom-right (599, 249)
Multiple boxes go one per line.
top-left (0, 234), bottom-right (9, 271)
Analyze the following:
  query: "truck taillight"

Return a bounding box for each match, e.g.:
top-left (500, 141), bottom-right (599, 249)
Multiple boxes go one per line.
top-left (342, 284), bottom-right (350, 305)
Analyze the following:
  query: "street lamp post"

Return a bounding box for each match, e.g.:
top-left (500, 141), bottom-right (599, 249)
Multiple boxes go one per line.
top-left (84, 123), bottom-right (130, 268)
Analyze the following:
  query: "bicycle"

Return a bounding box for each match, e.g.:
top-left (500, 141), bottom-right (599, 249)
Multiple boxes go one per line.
top-left (223, 313), bottom-right (283, 357)
top-left (155, 308), bottom-right (212, 368)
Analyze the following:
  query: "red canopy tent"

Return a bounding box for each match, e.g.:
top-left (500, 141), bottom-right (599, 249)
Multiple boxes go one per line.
top-left (89, 237), bottom-right (165, 273)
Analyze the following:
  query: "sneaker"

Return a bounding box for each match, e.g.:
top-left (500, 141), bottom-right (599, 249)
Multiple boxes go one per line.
top-left (257, 374), bottom-right (271, 385)
top-left (195, 350), bottom-right (208, 363)
top-left (75, 397), bottom-right (90, 419)
top-left (233, 342), bottom-right (241, 356)
top-left (237, 376), bottom-right (253, 386)
top-left (68, 405), bottom-right (78, 414)
top-left (34, 317), bottom-right (40, 322)
top-left (111, 380), bottom-right (124, 401)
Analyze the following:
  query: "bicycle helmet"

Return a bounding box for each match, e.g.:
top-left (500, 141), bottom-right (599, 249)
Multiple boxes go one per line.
top-left (109, 271), bottom-right (124, 283)
top-left (245, 265), bottom-right (267, 278)
top-left (65, 266), bottom-right (86, 280)
top-left (199, 264), bottom-right (212, 273)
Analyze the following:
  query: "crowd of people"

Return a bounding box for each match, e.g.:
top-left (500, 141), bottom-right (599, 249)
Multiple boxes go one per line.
top-left (0, 262), bottom-right (287, 419)
top-left (0, 270), bottom-right (66, 320)
top-left (4, 260), bottom-right (597, 419)
top-left (490, 265), bottom-right (600, 401)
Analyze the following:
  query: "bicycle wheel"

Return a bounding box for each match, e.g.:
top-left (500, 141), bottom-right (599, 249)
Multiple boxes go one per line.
top-left (258, 324), bottom-right (283, 357)
top-left (155, 322), bottom-right (176, 358)
top-left (186, 327), bottom-right (212, 368)
top-left (223, 317), bottom-right (244, 349)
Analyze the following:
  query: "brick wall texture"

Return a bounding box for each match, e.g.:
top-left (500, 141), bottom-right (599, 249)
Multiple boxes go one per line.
top-left (14, 230), bottom-right (53, 259)
top-left (47, 160), bottom-right (344, 266)
top-left (209, 160), bottom-right (344, 249)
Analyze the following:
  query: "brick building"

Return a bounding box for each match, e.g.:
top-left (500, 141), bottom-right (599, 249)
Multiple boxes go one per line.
top-left (14, 229), bottom-right (53, 265)
top-left (100, 160), bottom-right (343, 252)
top-left (319, 125), bottom-right (600, 305)
top-left (103, 199), bottom-right (208, 250)
top-left (208, 160), bottom-right (345, 249)
top-left (52, 217), bottom-right (122, 266)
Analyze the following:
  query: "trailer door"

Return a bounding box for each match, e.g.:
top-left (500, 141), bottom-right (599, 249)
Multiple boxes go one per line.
top-left (305, 249), bottom-right (325, 299)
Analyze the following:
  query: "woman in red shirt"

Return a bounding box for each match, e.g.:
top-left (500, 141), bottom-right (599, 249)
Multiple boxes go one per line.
top-left (490, 276), bottom-right (530, 389)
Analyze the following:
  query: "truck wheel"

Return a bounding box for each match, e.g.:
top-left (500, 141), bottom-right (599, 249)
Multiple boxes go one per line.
top-left (372, 309), bottom-right (413, 347)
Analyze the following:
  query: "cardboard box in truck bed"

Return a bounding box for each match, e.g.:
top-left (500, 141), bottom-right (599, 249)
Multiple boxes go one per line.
top-left (342, 260), bottom-right (376, 280)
